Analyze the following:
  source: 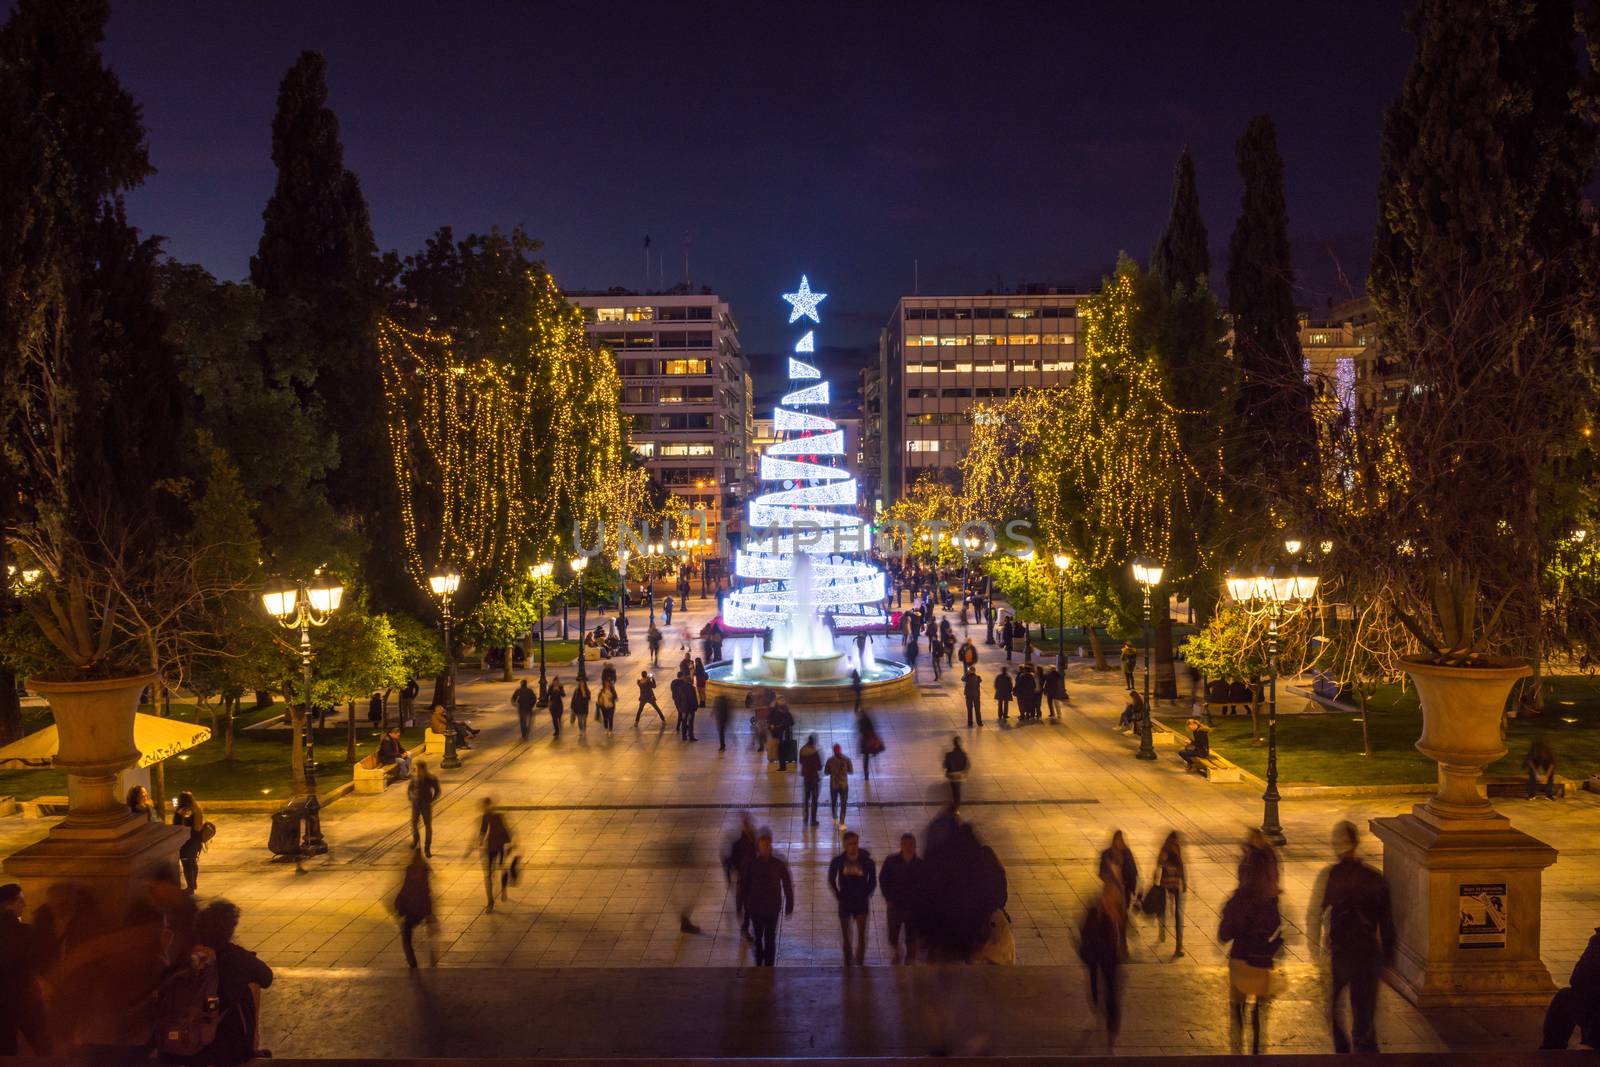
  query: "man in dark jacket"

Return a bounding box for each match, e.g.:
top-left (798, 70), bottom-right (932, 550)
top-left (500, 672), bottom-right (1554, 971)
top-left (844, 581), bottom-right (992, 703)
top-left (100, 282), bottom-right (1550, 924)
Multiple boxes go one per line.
top-left (671, 670), bottom-right (698, 741)
top-left (194, 899), bottom-right (273, 1066)
top-left (636, 669), bottom-right (664, 726)
top-left (1308, 822), bottom-right (1394, 1054)
top-left (0, 884), bottom-right (50, 1055)
top-left (1043, 664), bottom-right (1066, 718)
top-left (798, 735), bottom-right (823, 826)
top-left (512, 679), bottom-right (538, 741)
top-left (408, 761), bottom-right (442, 857)
top-left (739, 829), bottom-right (794, 966)
top-left (378, 727), bottom-right (412, 779)
top-left (962, 667), bottom-right (984, 726)
top-left (828, 832), bottom-right (877, 965)
top-left (993, 667), bottom-right (1013, 722)
top-left (879, 833), bottom-right (924, 964)
top-left (1543, 926), bottom-right (1600, 1049)
top-left (1015, 665), bottom-right (1039, 722)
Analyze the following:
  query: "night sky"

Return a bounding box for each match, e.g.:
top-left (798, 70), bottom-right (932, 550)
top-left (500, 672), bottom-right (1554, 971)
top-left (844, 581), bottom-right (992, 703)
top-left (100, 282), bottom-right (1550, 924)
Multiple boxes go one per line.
top-left (94, 2), bottom-right (1417, 396)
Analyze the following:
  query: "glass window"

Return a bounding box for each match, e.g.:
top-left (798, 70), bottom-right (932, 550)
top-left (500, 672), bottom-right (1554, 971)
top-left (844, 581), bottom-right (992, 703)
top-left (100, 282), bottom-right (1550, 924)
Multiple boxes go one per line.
top-left (1011, 360), bottom-right (1039, 372)
top-left (1008, 308), bottom-right (1039, 319)
top-left (659, 443), bottom-right (715, 457)
top-left (684, 331), bottom-right (713, 347)
top-left (686, 306), bottom-right (713, 320)
top-left (631, 441), bottom-right (655, 457)
top-left (657, 307), bottom-right (688, 321)
top-left (952, 362), bottom-right (973, 373)
top-left (662, 359), bottom-right (709, 375)
top-left (938, 335), bottom-right (969, 346)
top-left (907, 388), bottom-right (937, 398)
top-left (941, 387), bottom-right (972, 398)
top-left (595, 307), bottom-right (626, 322)
top-left (1009, 333), bottom-right (1041, 345)
top-left (624, 306), bottom-right (654, 321)
top-left (597, 331), bottom-right (628, 348)
top-left (627, 332), bottom-right (656, 347)
top-left (973, 334), bottom-right (995, 346)
top-left (1042, 333), bottom-right (1076, 345)
top-left (629, 414), bottom-right (653, 432)
top-left (660, 413), bottom-right (714, 430)
top-left (975, 361), bottom-right (1006, 372)
top-left (1041, 360), bottom-right (1075, 372)
top-left (907, 363), bottom-right (938, 373)
top-left (905, 440), bottom-right (940, 452)
top-left (976, 387), bottom-right (1007, 398)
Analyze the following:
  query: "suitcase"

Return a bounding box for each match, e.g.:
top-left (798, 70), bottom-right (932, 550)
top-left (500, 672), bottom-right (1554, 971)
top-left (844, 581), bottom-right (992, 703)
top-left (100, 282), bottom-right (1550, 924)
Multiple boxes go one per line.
top-left (778, 738), bottom-right (797, 766)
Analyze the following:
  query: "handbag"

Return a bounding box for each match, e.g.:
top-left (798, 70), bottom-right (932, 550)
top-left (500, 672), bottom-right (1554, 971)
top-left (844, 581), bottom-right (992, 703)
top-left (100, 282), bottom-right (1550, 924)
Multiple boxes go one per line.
top-left (1141, 883), bottom-right (1165, 917)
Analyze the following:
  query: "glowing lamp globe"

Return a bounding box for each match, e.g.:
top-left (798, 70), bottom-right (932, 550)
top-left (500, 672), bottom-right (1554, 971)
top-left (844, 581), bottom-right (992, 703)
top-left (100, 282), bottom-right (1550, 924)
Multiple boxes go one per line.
top-left (261, 584), bottom-right (300, 620)
top-left (429, 569), bottom-right (461, 598)
top-left (306, 582), bottom-right (344, 614)
top-left (1053, 552), bottom-right (1072, 571)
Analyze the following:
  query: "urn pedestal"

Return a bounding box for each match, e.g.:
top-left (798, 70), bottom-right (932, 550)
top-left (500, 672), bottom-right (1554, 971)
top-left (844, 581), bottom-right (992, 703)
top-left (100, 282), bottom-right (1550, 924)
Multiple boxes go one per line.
top-left (2, 674), bottom-right (187, 919)
top-left (1370, 657), bottom-right (1556, 1006)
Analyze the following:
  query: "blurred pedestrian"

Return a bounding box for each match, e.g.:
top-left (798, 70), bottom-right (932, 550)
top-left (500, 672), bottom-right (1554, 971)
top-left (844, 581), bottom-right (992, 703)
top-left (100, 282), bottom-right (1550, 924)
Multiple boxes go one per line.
top-left (512, 679), bottom-right (537, 741)
top-left (1078, 878), bottom-right (1126, 1050)
top-left (597, 677), bottom-right (618, 732)
top-left (799, 734), bottom-right (823, 827)
top-left (546, 677), bottom-right (565, 738)
top-left (1525, 740), bottom-right (1557, 799)
top-left (0, 883), bottom-right (50, 1056)
top-left (1120, 641), bottom-right (1137, 689)
top-left (857, 709), bottom-right (883, 782)
top-left (993, 666), bottom-right (1013, 723)
top-left (395, 848), bottom-right (436, 968)
top-left (127, 785), bottom-right (158, 823)
top-left (571, 678), bottom-right (591, 735)
top-left (1541, 925), bottom-right (1600, 1049)
top-left (962, 667), bottom-right (983, 726)
top-left (738, 829), bottom-right (794, 966)
top-left (880, 832), bottom-right (924, 965)
top-left (1118, 689), bottom-right (1145, 732)
top-left (1155, 830), bottom-right (1187, 957)
top-left (1308, 821), bottom-right (1394, 1054)
top-left (672, 669), bottom-right (698, 740)
top-left (1044, 663), bottom-right (1066, 717)
top-left (647, 623), bottom-right (663, 665)
top-left (724, 816), bottom-right (759, 942)
top-left (1015, 664), bottom-right (1038, 722)
top-left (1238, 827), bottom-right (1280, 888)
top-left (193, 899), bottom-right (273, 1065)
top-left (1098, 830), bottom-right (1138, 956)
top-left (942, 737), bottom-right (969, 809)
top-left (1219, 841), bottom-right (1284, 1055)
top-left (474, 798), bottom-right (514, 912)
top-left (829, 831), bottom-right (877, 965)
top-left (825, 744), bottom-right (853, 828)
top-left (408, 760), bottom-right (441, 857)
top-left (693, 657), bottom-right (708, 707)
top-left (713, 693), bottom-right (732, 751)
top-left (173, 791), bottom-right (206, 893)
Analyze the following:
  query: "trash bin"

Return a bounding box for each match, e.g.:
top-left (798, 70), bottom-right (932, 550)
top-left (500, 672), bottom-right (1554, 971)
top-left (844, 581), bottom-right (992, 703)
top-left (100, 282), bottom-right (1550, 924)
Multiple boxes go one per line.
top-left (267, 797), bottom-right (311, 856)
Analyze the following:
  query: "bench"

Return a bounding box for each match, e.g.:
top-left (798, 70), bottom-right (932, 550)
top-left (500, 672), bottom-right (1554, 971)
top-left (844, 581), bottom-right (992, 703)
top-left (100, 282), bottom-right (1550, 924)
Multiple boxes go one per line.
top-left (21, 795), bottom-right (69, 819)
top-left (1190, 755), bottom-right (1242, 783)
top-left (352, 754), bottom-right (397, 794)
top-left (421, 728), bottom-right (448, 757)
top-left (0, 795), bottom-right (16, 817)
top-left (1484, 773), bottom-right (1572, 799)
top-left (583, 644), bottom-right (603, 662)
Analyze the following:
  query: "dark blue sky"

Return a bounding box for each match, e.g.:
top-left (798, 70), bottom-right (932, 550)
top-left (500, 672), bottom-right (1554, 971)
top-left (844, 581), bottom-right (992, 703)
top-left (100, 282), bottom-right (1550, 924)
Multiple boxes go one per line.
top-left (97, 2), bottom-right (1416, 390)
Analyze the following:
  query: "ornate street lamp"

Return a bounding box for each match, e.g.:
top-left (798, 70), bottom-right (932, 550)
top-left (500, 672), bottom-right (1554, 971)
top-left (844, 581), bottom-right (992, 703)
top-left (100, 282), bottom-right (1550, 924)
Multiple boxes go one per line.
top-left (1225, 542), bottom-right (1320, 846)
top-left (1053, 552), bottom-right (1072, 670)
top-left (528, 562), bottom-right (554, 702)
top-left (1130, 558), bottom-right (1165, 761)
top-left (261, 574), bottom-right (343, 854)
top-left (570, 556), bottom-right (590, 682)
top-left (428, 566), bottom-right (462, 768)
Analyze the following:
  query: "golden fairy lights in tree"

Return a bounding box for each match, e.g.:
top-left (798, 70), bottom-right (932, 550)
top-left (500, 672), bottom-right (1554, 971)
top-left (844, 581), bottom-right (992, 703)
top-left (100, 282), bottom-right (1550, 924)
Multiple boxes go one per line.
top-left (378, 269), bottom-right (628, 595)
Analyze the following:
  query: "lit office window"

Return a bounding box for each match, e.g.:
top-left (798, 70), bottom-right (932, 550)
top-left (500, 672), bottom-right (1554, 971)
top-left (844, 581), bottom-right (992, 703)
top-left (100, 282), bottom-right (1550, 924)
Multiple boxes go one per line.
top-left (596, 308), bottom-right (626, 322)
top-left (1041, 361), bottom-right (1076, 372)
top-left (1042, 333), bottom-right (1076, 345)
top-left (660, 443), bottom-right (715, 457)
top-left (938, 336), bottom-right (970, 346)
top-left (1011, 360), bottom-right (1039, 372)
top-left (990, 335), bottom-right (1008, 346)
top-left (1008, 333), bottom-right (1041, 345)
top-left (974, 361), bottom-right (1006, 372)
top-left (906, 335), bottom-right (940, 347)
top-left (952, 363), bottom-right (973, 373)
top-left (905, 440), bottom-right (941, 452)
top-left (625, 307), bottom-right (655, 321)
top-left (1007, 308), bottom-right (1040, 319)
top-left (973, 334), bottom-right (996, 346)
top-left (663, 359), bottom-right (709, 375)
top-left (907, 363), bottom-right (938, 373)
top-left (632, 441), bottom-right (656, 457)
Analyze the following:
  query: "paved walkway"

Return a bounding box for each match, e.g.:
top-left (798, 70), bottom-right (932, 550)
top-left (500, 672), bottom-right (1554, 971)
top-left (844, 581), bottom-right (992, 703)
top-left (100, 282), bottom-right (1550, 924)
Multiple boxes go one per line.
top-left (1, 596), bottom-right (1594, 1057)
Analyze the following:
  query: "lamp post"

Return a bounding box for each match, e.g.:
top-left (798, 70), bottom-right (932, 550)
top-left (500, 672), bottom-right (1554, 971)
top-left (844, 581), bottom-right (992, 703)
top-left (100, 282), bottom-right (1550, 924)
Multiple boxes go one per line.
top-left (1225, 547), bottom-right (1319, 846)
top-left (261, 575), bottom-right (343, 854)
top-left (1130, 558), bottom-right (1165, 761)
top-left (571, 556), bottom-right (590, 683)
top-left (428, 567), bottom-right (462, 769)
top-left (1019, 550), bottom-right (1035, 664)
top-left (528, 562), bottom-right (553, 702)
top-left (617, 550), bottom-right (631, 653)
top-left (1053, 552), bottom-right (1072, 670)
top-left (647, 543), bottom-right (662, 625)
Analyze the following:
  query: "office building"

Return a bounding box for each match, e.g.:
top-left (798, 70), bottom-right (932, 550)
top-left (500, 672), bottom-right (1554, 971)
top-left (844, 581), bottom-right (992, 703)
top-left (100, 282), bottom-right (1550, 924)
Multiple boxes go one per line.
top-left (568, 289), bottom-right (752, 533)
top-left (1298, 296), bottom-right (1408, 411)
top-left (874, 290), bottom-right (1085, 500)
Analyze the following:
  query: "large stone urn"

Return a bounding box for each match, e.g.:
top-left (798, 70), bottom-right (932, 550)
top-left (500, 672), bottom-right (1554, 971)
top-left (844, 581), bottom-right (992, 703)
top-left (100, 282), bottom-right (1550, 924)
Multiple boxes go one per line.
top-left (1371, 656), bottom-right (1556, 1006)
top-left (3, 673), bottom-right (187, 918)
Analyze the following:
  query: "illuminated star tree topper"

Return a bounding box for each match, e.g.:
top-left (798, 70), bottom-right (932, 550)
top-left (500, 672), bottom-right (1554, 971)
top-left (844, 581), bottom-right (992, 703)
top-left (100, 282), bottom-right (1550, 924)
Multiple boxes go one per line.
top-left (782, 275), bottom-right (828, 324)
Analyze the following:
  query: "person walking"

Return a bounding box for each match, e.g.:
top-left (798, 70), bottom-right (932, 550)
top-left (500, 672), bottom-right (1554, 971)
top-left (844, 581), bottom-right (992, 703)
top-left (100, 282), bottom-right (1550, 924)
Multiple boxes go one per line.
top-left (958, 637), bottom-right (978, 672)
top-left (1015, 665), bottom-right (1038, 723)
top-left (1308, 821), bottom-right (1394, 1054)
top-left (1120, 641), bottom-right (1137, 690)
top-left (636, 668), bottom-right (665, 726)
top-left (993, 666), bottom-right (1013, 723)
top-left (857, 709), bottom-right (883, 782)
top-left (1098, 830), bottom-right (1139, 938)
top-left (1044, 663), bottom-right (1066, 718)
top-left (546, 677), bottom-right (565, 738)
top-left (647, 623), bottom-right (663, 666)
top-left (693, 657), bottom-right (709, 707)
top-left (960, 667), bottom-right (984, 726)
top-left (597, 677), bottom-right (618, 733)
top-left (829, 831), bottom-right (878, 966)
top-left (799, 734), bottom-right (823, 826)
top-left (512, 679), bottom-right (537, 741)
top-left (738, 829), bottom-right (794, 967)
top-left (173, 791), bottom-right (206, 893)
top-left (1219, 844), bottom-right (1285, 1055)
top-left (929, 631), bottom-right (943, 680)
top-left (879, 832), bottom-right (924, 965)
top-left (571, 678), bottom-right (591, 735)
top-left (672, 669), bottom-right (699, 741)
top-left (984, 599), bottom-right (997, 645)
top-left (1155, 831), bottom-right (1187, 957)
top-left (474, 797), bottom-right (514, 912)
top-left (662, 594), bottom-right (674, 625)
top-left (724, 816), bottom-right (759, 942)
top-left (713, 693), bottom-right (732, 751)
top-left (408, 761), bottom-right (441, 857)
top-left (0, 883), bottom-right (50, 1056)
top-left (1078, 878), bottom-right (1126, 1050)
top-left (942, 736), bottom-right (969, 809)
top-left (850, 669), bottom-right (864, 714)
top-left (395, 849), bottom-right (436, 969)
top-left (941, 619), bottom-right (956, 669)
top-left (824, 744), bottom-right (854, 828)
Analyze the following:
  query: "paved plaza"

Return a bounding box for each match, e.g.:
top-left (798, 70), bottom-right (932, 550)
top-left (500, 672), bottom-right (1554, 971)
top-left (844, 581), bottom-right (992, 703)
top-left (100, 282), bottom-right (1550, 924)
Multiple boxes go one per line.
top-left (2, 599), bottom-right (1594, 1057)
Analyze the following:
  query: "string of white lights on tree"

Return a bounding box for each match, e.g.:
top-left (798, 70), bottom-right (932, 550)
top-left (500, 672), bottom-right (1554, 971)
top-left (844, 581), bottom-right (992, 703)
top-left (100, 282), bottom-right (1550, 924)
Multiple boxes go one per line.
top-left (723, 275), bottom-right (887, 630)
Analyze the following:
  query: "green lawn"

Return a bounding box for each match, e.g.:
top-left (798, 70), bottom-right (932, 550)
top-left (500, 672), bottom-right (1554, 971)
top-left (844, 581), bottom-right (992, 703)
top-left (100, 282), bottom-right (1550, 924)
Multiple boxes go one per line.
top-left (1174, 674), bottom-right (1600, 787)
top-left (1, 699), bottom-right (424, 802)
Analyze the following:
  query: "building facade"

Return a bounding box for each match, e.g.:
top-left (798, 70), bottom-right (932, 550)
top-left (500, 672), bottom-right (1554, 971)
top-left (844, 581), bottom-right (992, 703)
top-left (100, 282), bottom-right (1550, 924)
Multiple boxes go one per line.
top-left (568, 290), bottom-right (752, 533)
top-left (875, 290), bottom-right (1085, 500)
top-left (1297, 296), bottom-right (1408, 412)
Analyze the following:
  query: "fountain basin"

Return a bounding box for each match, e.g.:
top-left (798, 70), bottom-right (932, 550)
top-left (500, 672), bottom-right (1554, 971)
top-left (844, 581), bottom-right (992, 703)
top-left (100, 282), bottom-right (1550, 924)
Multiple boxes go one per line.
top-left (705, 656), bottom-right (916, 706)
top-left (763, 651), bottom-right (845, 682)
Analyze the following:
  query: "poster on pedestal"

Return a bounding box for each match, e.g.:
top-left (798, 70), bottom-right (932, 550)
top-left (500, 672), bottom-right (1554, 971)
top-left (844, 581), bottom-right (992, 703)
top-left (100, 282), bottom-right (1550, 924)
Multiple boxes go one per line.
top-left (1458, 883), bottom-right (1507, 949)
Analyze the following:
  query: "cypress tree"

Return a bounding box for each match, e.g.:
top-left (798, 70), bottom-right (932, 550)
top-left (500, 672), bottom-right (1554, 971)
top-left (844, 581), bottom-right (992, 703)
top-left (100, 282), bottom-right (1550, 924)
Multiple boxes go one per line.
top-left (1226, 115), bottom-right (1318, 509)
top-left (251, 51), bottom-right (388, 577)
top-left (1152, 148), bottom-right (1210, 292)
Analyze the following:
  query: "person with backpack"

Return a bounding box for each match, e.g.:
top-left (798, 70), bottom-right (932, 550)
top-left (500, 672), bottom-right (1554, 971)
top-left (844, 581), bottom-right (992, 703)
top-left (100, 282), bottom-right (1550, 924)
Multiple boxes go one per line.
top-left (942, 737), bottom-right (969, 808)
top-left (173, 791), bottom-right (207, 893)
top-left (512, 679), bottom-right (538, 741)
top-left (1307, 821), bottom-right (1394, 1054)
top-left (408, 761), bottom-right (441, 857)
top-left (191, 899), bottom-right (273, 1066)
top-left (636, 669), bottom-right (664, 726)
top-left (396, 849), bottom-right (436, 969)
top-left (474, 797), bottom-right (515, 912)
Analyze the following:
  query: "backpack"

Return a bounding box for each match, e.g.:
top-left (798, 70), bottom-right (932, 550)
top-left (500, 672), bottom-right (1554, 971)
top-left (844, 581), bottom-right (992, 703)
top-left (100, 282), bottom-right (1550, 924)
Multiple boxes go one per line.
top-left (154, 944), bottom-right (223, 1057)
